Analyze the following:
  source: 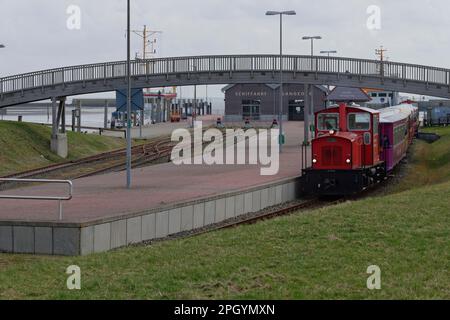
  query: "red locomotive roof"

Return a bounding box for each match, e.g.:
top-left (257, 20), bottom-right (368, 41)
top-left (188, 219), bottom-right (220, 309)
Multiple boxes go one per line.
top-left (317, 104), bottom-right (379, 115)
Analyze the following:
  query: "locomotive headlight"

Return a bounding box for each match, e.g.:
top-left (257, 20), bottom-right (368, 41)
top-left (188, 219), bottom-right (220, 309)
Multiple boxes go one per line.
top-left (313, 159), bottom-right (318, 164)
top-left (329, 130), bottom-right (335, 135)
top-left (346, 159), bottom-right (351, 164)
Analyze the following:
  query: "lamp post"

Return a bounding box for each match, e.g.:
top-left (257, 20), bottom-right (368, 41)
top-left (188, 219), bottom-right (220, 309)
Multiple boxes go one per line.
top-left (302, 36), bottom-right (322, 56)
top-left (302, 36), bottom-right (321, 142)
top-left (266, 10), bottom-right (296, 153)
top-left (320, 50), bottom-right (337, 57)
top-left (191, 64), bottom-right (198, 128)
top-left (320, 50), bottom-right (337, 97)
top-left (126, 0), bottom-right (132, 189)
top-left (0, 44), bottom-right (4, 120)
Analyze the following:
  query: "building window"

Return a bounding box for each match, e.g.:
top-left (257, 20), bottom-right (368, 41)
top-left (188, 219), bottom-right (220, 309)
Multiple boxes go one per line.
top-left (242, 100), bottom-right (261, 120)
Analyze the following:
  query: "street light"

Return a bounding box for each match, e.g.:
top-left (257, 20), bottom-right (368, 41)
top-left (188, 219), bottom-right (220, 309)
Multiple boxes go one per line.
top-left (302, 36), bottom-right (322, 56)
top-left (0, 44), bottom-right (5, 48)
top-left (126, 0), bottom-right (132, 189)
top-left (266, 10), bottom-right (296, 153)
top-left (320, 50), bottom-right (337, 57)
top-left (302, 36), bottom-right (321, 142)
top-left (320, 50), bottom-right (338, 96)
top-left (191, 64), bottom-right (198, 128)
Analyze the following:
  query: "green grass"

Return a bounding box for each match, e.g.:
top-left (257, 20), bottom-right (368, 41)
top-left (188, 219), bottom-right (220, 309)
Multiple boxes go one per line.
top-left (0, 127), bottom-right (449, 300)
top-left (383, 126), bottom-right (450, 194)
top-left (0, 121), bottom-right (127, 176)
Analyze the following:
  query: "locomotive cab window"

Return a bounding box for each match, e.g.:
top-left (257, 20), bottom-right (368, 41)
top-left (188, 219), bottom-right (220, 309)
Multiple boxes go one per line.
top-left (317, 113), bottom-right (339, 131)
top-left (348, 113), bottom-right (371, 131)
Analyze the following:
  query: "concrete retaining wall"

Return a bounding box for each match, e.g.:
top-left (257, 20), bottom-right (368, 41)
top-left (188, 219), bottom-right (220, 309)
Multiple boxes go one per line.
top-left (0, 176), bottom-right (301, 256)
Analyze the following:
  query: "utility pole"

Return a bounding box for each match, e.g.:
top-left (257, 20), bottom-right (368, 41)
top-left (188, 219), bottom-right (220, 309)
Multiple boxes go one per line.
top-left (132, 26), bottom-right (163, 136)
top-left (132, 25), bottom-right (162, 61)
top-left (375, 45), bottom-right (387, 62)
top-left (375, 46), bottom-right (387, 76)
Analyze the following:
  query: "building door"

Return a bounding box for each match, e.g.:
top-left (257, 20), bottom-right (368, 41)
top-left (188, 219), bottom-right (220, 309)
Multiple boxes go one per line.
top-left (288, 100), bottom-right (304, 121)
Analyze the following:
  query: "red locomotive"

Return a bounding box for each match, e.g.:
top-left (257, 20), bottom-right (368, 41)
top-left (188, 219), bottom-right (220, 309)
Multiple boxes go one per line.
top-left (302, 102), bottom-right (419, 195)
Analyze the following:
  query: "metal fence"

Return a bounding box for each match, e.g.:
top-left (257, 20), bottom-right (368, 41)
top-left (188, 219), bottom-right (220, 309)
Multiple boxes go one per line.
top-left (1, 55), bottom-right (450, 95)
top-left (0, 178), bottom-right (73, 220)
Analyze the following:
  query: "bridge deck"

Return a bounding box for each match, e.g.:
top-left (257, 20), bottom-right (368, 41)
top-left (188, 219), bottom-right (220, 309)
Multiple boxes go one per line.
top-left (0, 122), bottom-right (306, 224)
top-left (2, 54), bottom-right (450, 108)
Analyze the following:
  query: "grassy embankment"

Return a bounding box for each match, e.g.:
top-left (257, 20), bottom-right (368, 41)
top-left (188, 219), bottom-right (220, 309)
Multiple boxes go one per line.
top-left (0, 121), bottom-right (127, 176)
top-left (0, 126), bottom-right (449, 299)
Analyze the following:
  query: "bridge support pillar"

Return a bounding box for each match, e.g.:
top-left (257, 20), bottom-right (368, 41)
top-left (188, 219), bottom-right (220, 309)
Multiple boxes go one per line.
top-left (104, 100), bottom-right (109, 129)
top-left (76, 101), bottom-right (82, 133)
top-left (51, 133), bottom-right (68, 158)
top-left (51, 97), bottom-right (68, 158)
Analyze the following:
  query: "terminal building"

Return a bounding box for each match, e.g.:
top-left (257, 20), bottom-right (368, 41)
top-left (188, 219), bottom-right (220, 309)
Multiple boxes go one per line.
top-left (364, 89), bottom-right (400, 109)
top-left (222, 84), bottom-right (328, 121)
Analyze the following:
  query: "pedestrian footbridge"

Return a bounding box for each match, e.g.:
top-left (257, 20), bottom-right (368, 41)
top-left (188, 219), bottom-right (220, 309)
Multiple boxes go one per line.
top-left (1, 54), bottom-right (450, 108)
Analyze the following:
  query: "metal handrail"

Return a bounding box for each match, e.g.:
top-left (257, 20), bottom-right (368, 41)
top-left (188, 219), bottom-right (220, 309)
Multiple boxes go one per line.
top-left (0, 178), bottom-right (73, 221)
top-left (1, 54), bottom-right (449, 96)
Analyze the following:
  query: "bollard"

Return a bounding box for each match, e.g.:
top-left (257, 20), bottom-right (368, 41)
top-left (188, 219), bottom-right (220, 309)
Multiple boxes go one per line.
top-left (216, 117), bottom-right (224, 128)
top-left (271, 119), bottom-right (279, 128)
top-left (244, 118), bottom-right (251, 129)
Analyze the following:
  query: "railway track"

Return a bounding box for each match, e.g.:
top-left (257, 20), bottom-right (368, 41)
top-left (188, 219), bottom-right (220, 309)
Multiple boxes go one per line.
top-left (138, 196), bottom-right (344, 248)
top-left (219, 198), bottom-right (331, 228)
top-left (0, 136), bottom-right (176, 186)
top-left (0, 127), bottom-right (231, 186)
top-left (141, 177), bottom-right (394, 248)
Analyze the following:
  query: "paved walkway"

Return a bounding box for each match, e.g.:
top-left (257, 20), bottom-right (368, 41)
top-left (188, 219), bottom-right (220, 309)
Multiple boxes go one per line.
top-left (0, 122), bottom-right (308, 223)
top-left (104, 115), bottom-right (219, 139)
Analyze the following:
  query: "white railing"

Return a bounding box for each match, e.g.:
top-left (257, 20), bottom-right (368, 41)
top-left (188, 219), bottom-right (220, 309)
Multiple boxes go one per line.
top-left (0, 178), bottom-right (73, 221)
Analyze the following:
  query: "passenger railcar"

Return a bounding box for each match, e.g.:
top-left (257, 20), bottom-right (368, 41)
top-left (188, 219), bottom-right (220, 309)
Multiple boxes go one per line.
top-left (302, 102), bottom-right (418, 195)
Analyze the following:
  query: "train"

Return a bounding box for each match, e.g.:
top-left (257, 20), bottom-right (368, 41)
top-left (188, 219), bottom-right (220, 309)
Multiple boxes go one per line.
top-left (301, 102), bottom-right (419, 195)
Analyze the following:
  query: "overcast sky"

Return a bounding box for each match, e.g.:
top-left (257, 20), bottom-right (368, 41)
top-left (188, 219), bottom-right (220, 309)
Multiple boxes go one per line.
top-left (1, 0), bottom-right (449, 98)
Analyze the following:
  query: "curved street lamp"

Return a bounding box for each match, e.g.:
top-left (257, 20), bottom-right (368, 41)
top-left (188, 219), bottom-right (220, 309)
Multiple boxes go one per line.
top-left (0, 44), bottom-right (5, 48)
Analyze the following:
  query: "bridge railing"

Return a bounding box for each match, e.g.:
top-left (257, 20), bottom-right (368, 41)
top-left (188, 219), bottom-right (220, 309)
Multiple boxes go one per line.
top-left (1, 55), bottom-right (450, 96)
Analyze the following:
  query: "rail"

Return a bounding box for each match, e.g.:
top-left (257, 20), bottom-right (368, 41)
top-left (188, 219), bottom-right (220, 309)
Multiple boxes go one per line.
top-left (1, 54), bottom-right (450, 96)
top-left (0, 178), bottom-right (73, 220)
